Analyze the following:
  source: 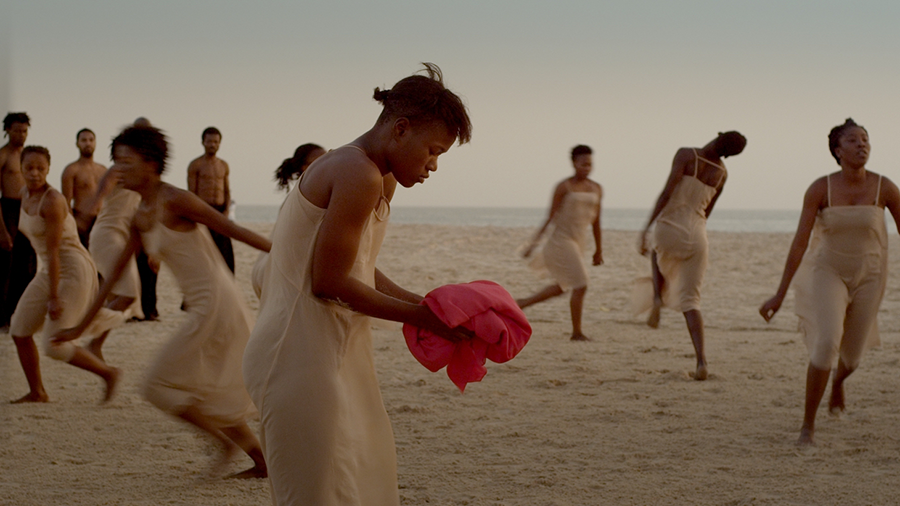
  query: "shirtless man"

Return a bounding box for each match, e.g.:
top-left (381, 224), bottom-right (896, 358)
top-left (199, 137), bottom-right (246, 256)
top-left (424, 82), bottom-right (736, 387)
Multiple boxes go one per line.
top-left (0, 112), bottom-right (37, 328)
top-left (187, 126), bottom-right (234, 273)
top-left (61, 128), bottom-right (107, 248)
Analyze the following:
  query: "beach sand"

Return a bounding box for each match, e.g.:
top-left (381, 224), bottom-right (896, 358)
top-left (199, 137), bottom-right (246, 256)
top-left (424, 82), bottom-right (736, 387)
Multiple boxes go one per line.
top-left (2, 223), bottom-right (900, 505)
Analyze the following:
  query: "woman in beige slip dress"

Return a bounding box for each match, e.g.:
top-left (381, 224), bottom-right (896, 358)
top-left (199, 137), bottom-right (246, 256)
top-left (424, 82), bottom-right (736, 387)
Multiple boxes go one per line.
top-left (639, 131), bottom-right (747, 380)
top-left (518, 145), bottom-right (602, 342)
top-left (760, 118), bottom-right (900, 446)
top-left (80, 170), bottom-right (144, 360)
top-left (243, 63), bottom-right (472, 506)
top-left (10, 146), bottom-right (122, 404)
top-left (53, 126), bottom-right (272, 477)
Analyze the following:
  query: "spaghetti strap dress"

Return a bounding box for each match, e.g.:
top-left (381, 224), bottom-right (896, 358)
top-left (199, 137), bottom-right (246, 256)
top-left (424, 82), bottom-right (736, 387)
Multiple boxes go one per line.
top-left (243, 152), bottom-right (397, 505)
top-left (537, 181), bottom-right (601, 291)
top-left (11, 188), bottom-right (123, 361)
top-left (88, 185), bottom-right (143, 319)
top-left (650, 149), bottom-right (725, 312)
top-left (139, 217), bottom-right (255, 425)
top-left (792, 174), bottom-right (887, 369)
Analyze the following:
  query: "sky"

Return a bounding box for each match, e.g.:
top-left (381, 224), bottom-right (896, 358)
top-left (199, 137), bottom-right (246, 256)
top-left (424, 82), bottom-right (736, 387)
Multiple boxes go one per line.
top-left (3, 0), bottom-right (900, 211)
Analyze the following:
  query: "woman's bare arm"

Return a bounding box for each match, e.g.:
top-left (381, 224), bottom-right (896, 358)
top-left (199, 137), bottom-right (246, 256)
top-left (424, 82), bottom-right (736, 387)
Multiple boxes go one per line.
top-left (759, 178), bottom-right (825, 321)
top-left (165, 186), bottom-right (271, 252)
top-left (524, 180), bottom-right (568, 257)
top-left (40, 191), bottom-right (67, 320)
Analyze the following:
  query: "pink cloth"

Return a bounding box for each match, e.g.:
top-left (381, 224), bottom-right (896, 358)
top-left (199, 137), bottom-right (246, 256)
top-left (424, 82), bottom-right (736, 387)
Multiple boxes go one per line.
top-left (402, 280), bottom-right (532, 392)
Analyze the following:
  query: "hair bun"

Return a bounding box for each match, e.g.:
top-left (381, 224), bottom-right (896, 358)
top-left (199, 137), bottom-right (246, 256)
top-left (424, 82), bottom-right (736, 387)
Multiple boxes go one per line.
top-left (372, 88), bottom-right (391, 102)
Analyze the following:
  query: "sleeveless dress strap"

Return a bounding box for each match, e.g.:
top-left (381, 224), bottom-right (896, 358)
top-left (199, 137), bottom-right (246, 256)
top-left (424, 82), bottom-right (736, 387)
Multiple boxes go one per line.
top-left (876, 174), bottom-right (883, 206)
top-left (826, 174), bottom-right (832, 207)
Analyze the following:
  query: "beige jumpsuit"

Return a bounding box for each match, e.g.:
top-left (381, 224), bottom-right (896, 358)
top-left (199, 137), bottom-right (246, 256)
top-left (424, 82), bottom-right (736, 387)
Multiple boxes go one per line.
top-left (652, 149), bottom-right (725, 312)
top-left (793, 174), bottom-right (887, 370)
top-left (243, 163), bottom-right (398, 505)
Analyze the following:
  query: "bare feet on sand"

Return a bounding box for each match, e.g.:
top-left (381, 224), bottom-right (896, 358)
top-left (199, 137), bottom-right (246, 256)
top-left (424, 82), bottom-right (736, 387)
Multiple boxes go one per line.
top-left (829, 383), bottom-right (845, 415)
top-left (691, 363), bottom-right (708, 381)
top-left (570, 333), bottom-right (591, 342)
top-left (103, 368), bottom-right (121, 403)
top-left (797, 427), bottom-right (815, 446)
top-left (208, 443), bottom-right (239, 479)
top-left (647, 301), bottom-right (661, 329)
top-left (11, 392), bottom-right (49, 404)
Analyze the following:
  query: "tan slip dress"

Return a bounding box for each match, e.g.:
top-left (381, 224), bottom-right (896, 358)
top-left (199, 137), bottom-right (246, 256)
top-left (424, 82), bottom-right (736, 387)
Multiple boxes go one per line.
top-left (793, 174), bottom-right (887, 369)
top-left (140, 217), bottom-right (255, 425)
top-left (243, 154), bottom-right (398, 506)
top-left (11, 188), bottom-right (123, 361)
top-left (538, 181), bottom-right (601, 291)
top-left (88, 185), bottom-right (143, 319)
top-left (651, 149), bottom-right (725, 312)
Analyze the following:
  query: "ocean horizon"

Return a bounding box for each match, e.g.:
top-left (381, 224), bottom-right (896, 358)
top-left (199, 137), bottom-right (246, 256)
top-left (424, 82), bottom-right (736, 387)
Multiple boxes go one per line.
top-left (235, 205), bottom-right (881, 234)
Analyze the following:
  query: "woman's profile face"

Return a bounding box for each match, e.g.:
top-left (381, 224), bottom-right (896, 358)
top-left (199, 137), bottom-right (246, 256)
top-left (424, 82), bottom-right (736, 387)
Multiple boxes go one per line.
top-left (112, 144), bottom-right (155, 190)
top-left (21, 152), bottom-right (50, 191)
top-left (835, 126), bottom-right (870, 167)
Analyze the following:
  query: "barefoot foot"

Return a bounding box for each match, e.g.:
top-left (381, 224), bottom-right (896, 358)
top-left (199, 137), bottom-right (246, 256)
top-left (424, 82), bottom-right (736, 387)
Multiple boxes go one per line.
top-left (828, 383), bottom-right (845, 415)
top-left (10, 392), bottom-right (49, 404)
top-left (226, 465), bottom-right (268, 479)
top-left (208, 443), bottom-right (238, 479)
top-left (797, 427), bottom-right (815, 446)
top-left (570, 333), bottom-right (591, 342)
top-left (692, 364), bottom-right (708, 381)
top-left (103, 367), bottom-right (121, 403)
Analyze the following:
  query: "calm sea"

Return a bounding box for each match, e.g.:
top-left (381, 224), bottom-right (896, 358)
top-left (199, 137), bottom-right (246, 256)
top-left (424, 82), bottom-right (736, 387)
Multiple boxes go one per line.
top-left (235, 205), bottom-right (851, 233)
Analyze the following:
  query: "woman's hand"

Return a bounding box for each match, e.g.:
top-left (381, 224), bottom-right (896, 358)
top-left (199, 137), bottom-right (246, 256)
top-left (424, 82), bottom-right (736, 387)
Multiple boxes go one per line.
top-left (759, 294), bottom-right (784, 322)
top-left (414, 305), bottom-right (474, 342)
top-left (52, 327), bottom-right (84, 344)
top-left (592, 250), bottom-right (604, 266)
top-left (47, 296), bottom-right (64, 321)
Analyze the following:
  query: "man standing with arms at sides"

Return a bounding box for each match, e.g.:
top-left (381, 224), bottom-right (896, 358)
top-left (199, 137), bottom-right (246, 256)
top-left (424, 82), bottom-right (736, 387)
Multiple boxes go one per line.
top-left (0, 112), bottom-right (37, 329)
top-left (61, 128), bottom-right (106, 248)
top-left (187, 126), bottom-right (233, 273)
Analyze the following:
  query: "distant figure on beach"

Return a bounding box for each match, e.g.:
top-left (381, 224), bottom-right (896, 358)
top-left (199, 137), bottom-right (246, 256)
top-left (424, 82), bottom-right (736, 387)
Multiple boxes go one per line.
top-left (637, 131), bottom-right (746, 380)
top-left (188, 126), bottom-right (234, 273)
top-left (9, 146), bottom-right (121, 403)
top-left (61, 128), bottom-right (107, 248)
top-left (251, 143), bottom-right (326, 297)
top-left (0, 112), bottom-right (37, 329)
top-left (242, 63), bottom-right (472, 504)
top-left (53, 125), bottom-right (271, 477)
top-left (517, 145), bottom-right (603, 342)
top-left (759, 118), bottom-right (900, 446)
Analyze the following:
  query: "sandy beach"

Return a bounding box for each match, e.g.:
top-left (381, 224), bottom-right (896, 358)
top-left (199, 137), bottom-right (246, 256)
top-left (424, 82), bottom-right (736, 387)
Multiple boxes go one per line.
top-left (3, 222), bottom-right (900, 505)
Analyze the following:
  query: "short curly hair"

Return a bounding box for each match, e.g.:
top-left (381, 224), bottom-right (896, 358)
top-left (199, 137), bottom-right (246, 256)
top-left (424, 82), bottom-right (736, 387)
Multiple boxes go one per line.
top-left (111, 126), bottom-right (169, 174)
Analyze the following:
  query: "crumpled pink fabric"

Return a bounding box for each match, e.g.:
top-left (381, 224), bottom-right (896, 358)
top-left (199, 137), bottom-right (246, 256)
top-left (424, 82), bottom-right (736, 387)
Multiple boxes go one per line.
top-left (402, 280), bottom-right (532, 392)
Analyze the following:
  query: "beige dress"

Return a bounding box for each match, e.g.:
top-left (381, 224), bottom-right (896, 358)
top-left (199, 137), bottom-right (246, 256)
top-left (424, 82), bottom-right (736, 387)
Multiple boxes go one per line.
top-left (11, 189), bottom-right (123, 361)
top-left (535, 182), bottom-right (601, 291)
top-left (793, 174), bottom-right (887, 370)
top-left (243, 172), bottom-right (398, 505)
top-left (140, 218), bottom-right (255, 425)
top-left (651, 149), bottom-right (725, 312)
top-left (89, 185), bottom-right (143, 319)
